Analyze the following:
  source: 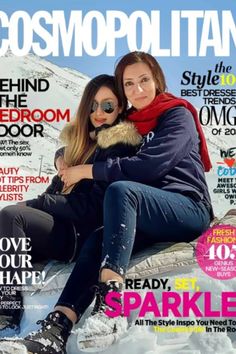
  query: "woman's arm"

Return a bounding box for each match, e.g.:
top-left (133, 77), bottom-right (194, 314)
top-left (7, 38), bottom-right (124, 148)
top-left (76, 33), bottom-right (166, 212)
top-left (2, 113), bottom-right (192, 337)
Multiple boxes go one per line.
top-left (92, 107), bottom-right (198, 184)
top-left (60, 108), bottom-right (197, 186)
top-left (59, 139), bottom-right (139, 187)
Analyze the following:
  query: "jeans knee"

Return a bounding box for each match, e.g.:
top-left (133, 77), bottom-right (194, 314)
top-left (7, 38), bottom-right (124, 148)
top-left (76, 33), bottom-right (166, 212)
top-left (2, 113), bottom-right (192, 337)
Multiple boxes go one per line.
top-left (105, 181), bottom-right (131, 204)
top-left (104, 181), bottom-right (138, 211)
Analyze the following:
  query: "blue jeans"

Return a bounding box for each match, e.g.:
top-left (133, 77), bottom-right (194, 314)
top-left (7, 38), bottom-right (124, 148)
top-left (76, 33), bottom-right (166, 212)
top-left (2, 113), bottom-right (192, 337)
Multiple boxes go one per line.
top-left (101, 181), bottom-right (211, 275)
top-left (56, 181), bottom-right (211, 317)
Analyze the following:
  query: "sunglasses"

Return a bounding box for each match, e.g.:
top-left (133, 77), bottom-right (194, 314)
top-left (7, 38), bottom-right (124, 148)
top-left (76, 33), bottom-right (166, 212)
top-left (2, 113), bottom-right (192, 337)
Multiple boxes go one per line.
top-left (91, 101), bottom-right (117, 114)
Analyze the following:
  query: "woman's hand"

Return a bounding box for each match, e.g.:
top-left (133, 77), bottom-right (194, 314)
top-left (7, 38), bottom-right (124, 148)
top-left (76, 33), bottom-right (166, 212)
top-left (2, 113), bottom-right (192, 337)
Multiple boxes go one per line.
top-left (60, 165), bottom-right (93, 187)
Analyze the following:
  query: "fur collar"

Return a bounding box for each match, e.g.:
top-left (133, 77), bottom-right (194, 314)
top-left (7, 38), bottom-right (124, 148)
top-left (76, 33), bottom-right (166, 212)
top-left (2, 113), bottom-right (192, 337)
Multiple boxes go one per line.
top-left (96, 121), bottom-right (142, 149)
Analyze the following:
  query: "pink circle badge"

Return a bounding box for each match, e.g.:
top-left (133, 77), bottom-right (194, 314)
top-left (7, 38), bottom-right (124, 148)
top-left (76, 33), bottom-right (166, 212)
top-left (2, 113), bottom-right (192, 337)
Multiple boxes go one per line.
top-left (196, 225), bottom-right (236, 280)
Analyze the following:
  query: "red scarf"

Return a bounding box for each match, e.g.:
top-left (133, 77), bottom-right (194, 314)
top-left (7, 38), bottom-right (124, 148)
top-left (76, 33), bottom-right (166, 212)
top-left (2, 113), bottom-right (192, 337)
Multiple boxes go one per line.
top-left (127, 93), bottom-right (212, 172)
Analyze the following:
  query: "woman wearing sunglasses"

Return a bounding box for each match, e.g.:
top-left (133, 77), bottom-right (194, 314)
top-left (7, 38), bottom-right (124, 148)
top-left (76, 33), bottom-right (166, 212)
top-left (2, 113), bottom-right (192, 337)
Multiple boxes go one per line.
top-left (0, 74), bottom-right (141, 338)
top-left (1, 53), bottom-right (213, 353)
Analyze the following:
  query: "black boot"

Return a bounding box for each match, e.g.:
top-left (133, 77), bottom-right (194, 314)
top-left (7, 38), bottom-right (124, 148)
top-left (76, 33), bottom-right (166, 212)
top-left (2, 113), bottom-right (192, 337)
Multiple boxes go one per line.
top-left (0, 292), bottom-right (23, 337)
top-left (0, 311), bottom-right (73, 354)
top-left (77, 280), bottom-right (128, 352)
top-left (91, 280), bottom-right (123, 315)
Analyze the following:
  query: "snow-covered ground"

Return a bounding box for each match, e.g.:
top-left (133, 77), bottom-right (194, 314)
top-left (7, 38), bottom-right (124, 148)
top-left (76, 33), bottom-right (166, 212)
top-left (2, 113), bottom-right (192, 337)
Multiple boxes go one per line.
top-left (16, 265), bottom-right (236, 354)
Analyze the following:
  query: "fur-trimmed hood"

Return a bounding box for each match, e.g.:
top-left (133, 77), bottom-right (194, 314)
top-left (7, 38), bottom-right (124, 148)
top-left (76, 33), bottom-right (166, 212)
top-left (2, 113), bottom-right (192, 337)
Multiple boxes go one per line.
top-left (96, 121), bottom-right (142, 149)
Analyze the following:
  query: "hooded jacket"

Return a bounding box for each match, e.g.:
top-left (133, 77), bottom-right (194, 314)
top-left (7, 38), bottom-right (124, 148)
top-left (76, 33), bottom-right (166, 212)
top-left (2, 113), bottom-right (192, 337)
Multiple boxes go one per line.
top-left (93, 107), bottom-right (212, 216)
top-left (26, 121), bottom-right (141, 240)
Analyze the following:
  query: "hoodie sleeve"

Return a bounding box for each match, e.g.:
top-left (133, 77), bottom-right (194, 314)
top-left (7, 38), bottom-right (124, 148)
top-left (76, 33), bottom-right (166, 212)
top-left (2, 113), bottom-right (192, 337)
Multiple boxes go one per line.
top-left (93, 107), bottom-right (197, 184)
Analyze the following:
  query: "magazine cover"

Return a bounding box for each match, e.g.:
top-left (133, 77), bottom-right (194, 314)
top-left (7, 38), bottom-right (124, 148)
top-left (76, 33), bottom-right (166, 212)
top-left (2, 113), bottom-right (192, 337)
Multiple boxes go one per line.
top-left (0, 0), bottom-right (236, 353)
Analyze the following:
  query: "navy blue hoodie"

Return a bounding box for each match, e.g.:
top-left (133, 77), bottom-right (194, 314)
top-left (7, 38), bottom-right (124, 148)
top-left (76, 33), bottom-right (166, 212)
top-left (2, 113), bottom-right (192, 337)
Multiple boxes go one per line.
top-left (93, 107), bottom-right (212, 212)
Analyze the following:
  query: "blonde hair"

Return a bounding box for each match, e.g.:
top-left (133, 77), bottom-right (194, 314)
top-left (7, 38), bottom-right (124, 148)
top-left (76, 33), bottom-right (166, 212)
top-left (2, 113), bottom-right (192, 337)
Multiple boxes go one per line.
top-left (59, 75), bottom-right (121, 166)
top-left (60, 115), bottom-right (96, 167)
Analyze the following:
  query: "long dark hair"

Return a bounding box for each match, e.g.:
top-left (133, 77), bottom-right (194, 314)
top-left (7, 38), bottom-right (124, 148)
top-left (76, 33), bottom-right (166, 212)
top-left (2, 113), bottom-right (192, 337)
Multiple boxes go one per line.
top-left (60, 74), bottom-right (121, 166)
top-left (115, 51), bottom-right (167, 111)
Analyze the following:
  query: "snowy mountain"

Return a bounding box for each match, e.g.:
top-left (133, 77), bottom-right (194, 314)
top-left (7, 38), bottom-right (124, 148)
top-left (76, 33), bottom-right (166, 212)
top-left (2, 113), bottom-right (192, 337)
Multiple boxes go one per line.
top-left (0, 50), bottom-right (90, 122)
top-left (0, 52), bottom-right (90, 204)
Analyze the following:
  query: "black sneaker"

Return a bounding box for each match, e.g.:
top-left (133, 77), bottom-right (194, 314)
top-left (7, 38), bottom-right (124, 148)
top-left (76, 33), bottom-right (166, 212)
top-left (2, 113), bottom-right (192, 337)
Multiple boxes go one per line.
top-left (0, 311), bottom-right (73, 354)
top-left (77, 280), bottom-right (128, 352)
top-left (0, 292), bottom-right (23, 337)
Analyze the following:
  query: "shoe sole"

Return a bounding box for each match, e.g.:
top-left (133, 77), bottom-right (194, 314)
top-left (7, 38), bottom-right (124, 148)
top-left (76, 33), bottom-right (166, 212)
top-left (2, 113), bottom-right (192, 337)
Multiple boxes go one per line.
top-left (0, 340), bottom-right (64, 354)
top-left (78, 333), bottom-right (118, 352)
top-left (0, 341), bottom-right (28, 354)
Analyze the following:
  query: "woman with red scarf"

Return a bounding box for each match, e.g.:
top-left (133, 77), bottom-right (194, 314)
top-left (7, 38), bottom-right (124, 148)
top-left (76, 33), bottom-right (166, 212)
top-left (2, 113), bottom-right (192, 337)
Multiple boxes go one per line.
top-left (2, 52), bottom-right (213, 354)
top-left (75, 52), bottom-right (213, 351)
